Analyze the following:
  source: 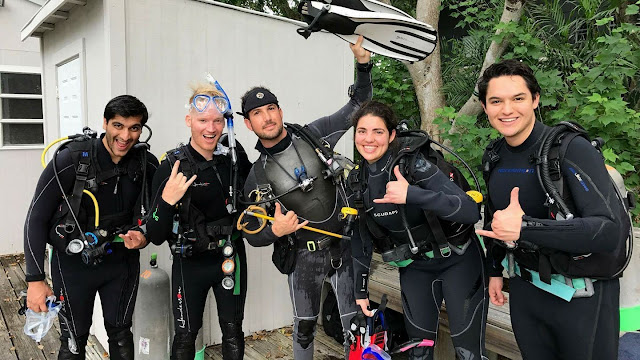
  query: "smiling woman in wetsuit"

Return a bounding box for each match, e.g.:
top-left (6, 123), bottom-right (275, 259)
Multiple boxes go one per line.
top-left (348, 101), bottom-right (489, 360)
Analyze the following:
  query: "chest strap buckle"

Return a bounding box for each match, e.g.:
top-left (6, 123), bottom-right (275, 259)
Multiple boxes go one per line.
top-left (306, 241), bottom-right (316, 252)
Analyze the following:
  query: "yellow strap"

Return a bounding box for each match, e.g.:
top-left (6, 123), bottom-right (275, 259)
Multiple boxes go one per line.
top-left (240, 209), bottom-right (347, 240)
top-left (236, 205), bottom-right (268, 234)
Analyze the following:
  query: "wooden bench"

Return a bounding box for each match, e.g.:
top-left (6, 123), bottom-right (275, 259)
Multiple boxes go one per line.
top-left (368, 253), bottom-right (521, 360)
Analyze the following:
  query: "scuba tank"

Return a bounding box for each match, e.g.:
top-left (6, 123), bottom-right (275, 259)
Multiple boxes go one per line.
top-left (608, 165), bottom-right (639, 331)
top-left (195, 330), bottom-right (205, 360)
top-left (133, 253), bottom-right (171, 359)
top-left (620, 227), bottom-right (639, 331)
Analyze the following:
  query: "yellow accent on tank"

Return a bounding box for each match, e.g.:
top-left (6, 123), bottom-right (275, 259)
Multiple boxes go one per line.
top-left (340, 207), bottom-right (358, 219)
top-left (466, 190), bottom-right (484, 204)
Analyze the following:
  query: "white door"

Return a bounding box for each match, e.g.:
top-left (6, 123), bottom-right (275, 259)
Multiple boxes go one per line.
top-left (57, 57), bottom-right (84, 136)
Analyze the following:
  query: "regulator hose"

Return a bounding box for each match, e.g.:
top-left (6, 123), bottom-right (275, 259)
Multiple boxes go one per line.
top-left (537, 125), bottom-right (574, 220)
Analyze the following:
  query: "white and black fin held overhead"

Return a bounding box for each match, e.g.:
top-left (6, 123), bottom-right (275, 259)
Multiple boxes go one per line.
top-left (298, 0), bottom-right (437, 63)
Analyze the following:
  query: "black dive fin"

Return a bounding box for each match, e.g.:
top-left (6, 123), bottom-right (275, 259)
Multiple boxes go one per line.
top-left (298, 0), bottom-right (437, 63)
top-left (327, 0), bottom-right (413, 18)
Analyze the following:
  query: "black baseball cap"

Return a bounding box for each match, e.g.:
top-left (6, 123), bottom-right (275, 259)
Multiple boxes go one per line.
top-left (238, 87), bottom-right (279, 118)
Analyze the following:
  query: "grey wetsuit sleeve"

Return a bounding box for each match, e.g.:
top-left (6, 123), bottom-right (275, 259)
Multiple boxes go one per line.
top-left (482, 208), bottom-right (506, 277)
top-left (346, 191), bottom-right (373, 299)
top-left (24, 149), bottom-right (75, 282)
top-left (519, 137), bottom-right (624, 254)
top-left (307, 63), bottom-right (373, 148)
top-left (350, 217), bottom-right (373, 300)
top-left (405, 154), bottom-right (481, 224)
top-left (242, 167), bottom-right (280, 247)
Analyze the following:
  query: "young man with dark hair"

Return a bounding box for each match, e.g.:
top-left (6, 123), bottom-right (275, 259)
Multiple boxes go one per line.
top-left (239, 38), bottom-right (372, 359)
top-left (24, 95), bottom-right (158, 359)
top-left (476, 59), bottom-right (623, 359)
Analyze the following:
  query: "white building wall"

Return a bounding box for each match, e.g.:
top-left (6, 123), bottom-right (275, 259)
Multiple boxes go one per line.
top-left (38, 0), bottom-right (112, 346)
top-left (40, 0), bottom-right (109, 141)
top-left (0, 0), bottom-right (43, 255)
top-left (34, 0), bottom-right (354, 351)
top-left (0, 0), bottom-right (41, 66)
top-left (125, 0), bottom-right (354, 346)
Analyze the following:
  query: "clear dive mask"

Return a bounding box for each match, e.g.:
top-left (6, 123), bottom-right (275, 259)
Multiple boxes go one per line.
top-left (189, 94), bottom-right (230, 115)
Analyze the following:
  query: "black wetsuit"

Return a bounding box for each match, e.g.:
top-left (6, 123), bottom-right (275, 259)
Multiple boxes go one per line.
top-left (483, 121), bottom-right (621, 359)
top-left (147, 139), bottom-right (251, 360)
top-left (24, 136), bottom-right (158, 360)
top-left (242, 63), bottom-right (372, 359)
top-left (350, 150), bottom-right (488, 360)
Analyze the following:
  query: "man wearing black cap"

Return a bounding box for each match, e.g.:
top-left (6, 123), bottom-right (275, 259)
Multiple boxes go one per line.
top-left (239, 37), bottom-right (372, 359)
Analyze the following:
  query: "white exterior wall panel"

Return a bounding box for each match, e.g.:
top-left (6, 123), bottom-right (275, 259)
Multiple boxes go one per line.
top-left (31, 0), bottom-right (354, 350)
top-left (38, 0), bottom-right (111, 346)
top-left (126, 0), bottom-right (354, 346)
top-left (0, 0), bottom-right (42, 255)
top-left (0, 0), bottom-right (40, 66)
top-left (40, 0), bottom-right (109, 138)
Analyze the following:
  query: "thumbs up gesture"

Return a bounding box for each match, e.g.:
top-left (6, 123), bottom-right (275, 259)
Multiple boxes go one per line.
top-left (475, 187), bottom-right (525, 242)
top-left (373, 166), bottom-right (409, 205)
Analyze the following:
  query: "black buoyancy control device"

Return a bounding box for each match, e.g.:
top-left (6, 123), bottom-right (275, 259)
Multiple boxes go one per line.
top-left (482, 121), bottom-right (635, 282)
top-left (46, 127), bottom-right (152, 266)
top-left (349, 122), bottom-right (482, 264)
top-left (286, 122), bottom-right (354, 184)
top-left (243, 123), bottom-right (354, 210)
top-left (243, 123), bottom-right (354, 271)
top-left (164, 140), bottom-right (239, 291)
top-left (164, 142), bottom-right (236, 257)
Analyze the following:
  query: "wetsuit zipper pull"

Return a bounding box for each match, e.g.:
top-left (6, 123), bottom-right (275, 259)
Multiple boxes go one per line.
top-left (114, 176), bottom-right (120, 195)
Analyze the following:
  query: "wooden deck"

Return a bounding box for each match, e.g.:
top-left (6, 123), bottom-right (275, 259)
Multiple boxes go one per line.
top-left (0, 254), bottom-right (106, 360)
top-left (368, 252), bottom-right (519, 360)
top-left (1, 253), bottom-right (344, 360)
top-left (204, 326), bottom-right (344, 360)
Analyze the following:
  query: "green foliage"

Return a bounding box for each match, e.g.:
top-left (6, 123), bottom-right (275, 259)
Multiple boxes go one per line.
top-left (433, 108), bottom-right (499, 189)
top-left (389, 0), bottom-right (418, 17)
top-left (445, 0), bottom-right (502, 30)
top-left (439, 29), bottom-right (493, 109)
top-left (370, 55), bottom-right (421, 127)
top-left (217, 0), bottom-right (301, 19)
top-left (439, 0), bottom-right (504, 109)
top-left (436, 0), bottom-right (640, 222)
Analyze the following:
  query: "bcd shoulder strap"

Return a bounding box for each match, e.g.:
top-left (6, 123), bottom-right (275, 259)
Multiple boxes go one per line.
top-left (165, 145), bottom-right (197, 225)
top-left (65, 138), bottom-right (100, 230)
top-left (481, 137), bottom-right (506, 218)
top-left (347, 161), bottom-right (388, 242)
top-left (397, 133), bottom-right (474, 253)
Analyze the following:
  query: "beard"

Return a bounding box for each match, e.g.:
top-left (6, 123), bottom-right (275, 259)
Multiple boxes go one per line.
top-left (255, 122), bottom-right (284, 141)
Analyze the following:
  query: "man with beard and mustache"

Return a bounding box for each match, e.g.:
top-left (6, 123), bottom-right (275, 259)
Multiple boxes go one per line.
top-left (238, 37), bottom-right (372, 359)
top-left (24, 95), bottom-right (158, 359)
top-left (147, 83), bottom-right (252, 360)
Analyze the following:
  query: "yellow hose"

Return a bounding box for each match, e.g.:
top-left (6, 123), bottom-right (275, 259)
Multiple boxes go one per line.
top-left (41, 136), bottom-right (69, 168)
top-left (83, 190), bottom-right (99, 228)
top-left (236, 205), bottom-right (268, 234)
top-left (41, 136), bottom-right (100, 228)
top-left (240, 208), bottom-right (348, 240)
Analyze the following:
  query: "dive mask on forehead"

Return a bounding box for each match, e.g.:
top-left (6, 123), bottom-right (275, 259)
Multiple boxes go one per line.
top-left (190, 94), bottom-right (230, 114)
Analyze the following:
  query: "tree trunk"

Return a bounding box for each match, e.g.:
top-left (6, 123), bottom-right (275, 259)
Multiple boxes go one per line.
top-left (451, 0), bottom-right (525, 133)
top-left (410, 0), bottom-right (445, 137)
